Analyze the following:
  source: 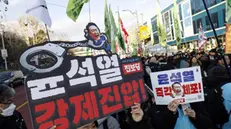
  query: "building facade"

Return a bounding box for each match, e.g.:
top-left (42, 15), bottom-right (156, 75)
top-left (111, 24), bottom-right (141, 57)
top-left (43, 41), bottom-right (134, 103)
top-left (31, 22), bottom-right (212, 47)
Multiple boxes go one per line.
top-left (151, 0), bottom-right (226, 50)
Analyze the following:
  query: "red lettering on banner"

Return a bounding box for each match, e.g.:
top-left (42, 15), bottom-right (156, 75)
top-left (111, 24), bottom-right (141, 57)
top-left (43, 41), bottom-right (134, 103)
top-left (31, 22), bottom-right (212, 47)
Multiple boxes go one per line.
top-left (98, 85), bottom-right (122, 115)
top-left (139, 79), bottom-right (147, 100)
top-left (190, 83), bottom-right (199, 94)
top-left (122, 62), bottom-right (143, 75)
top-left (53, 118), bottom-right (69, 129)
top-left (56, 99), bottom-right (68, 117)
top-left (38, 121), bottom-right (53, 129)
top-left (156, 88), bottom-right (164, 97)
top-left (177, 98), bottom-right (185, 103)
top-left (198, 83), bottom-right (202, 93)
top-left (183, 84), bottom-right (191, 95)
top-left (121, 80), bottom-right (141, 108)
top-left (164, 87), bottom-right (172, 96)
top-left (70, 91), bottom-right (98, 125)
top-left (35, 101), bottom-right (55, 124)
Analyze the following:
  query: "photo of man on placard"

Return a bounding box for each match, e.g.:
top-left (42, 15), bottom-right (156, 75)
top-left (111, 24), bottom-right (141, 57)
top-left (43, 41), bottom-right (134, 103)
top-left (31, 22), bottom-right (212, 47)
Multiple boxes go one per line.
top-left (171, 82), bottom-right (185, 98)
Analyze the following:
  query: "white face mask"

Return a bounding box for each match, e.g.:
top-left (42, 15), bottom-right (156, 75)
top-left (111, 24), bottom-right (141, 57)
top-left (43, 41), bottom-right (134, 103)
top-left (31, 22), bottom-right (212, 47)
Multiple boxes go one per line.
top-left (1, 104), bottom-right (16, 117)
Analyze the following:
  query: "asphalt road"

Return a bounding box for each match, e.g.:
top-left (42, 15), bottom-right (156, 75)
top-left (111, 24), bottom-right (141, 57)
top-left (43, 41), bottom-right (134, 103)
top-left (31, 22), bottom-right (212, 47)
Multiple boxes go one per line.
top-left (14, 85), bottom-right (32, 129)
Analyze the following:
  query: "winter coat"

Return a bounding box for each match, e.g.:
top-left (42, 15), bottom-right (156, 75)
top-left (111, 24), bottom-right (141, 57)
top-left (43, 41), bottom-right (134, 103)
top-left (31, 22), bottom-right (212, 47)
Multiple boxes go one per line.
top-left (147, 102), bottom-right (215, 129)
top-left (0, 110), bottom-right (27, 129)
top-left (128, 113), bottom-right (154, 129)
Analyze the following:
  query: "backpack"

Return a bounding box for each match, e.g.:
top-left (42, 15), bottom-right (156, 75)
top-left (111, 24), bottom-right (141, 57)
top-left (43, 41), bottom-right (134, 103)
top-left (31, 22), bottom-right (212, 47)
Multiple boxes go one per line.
top-left (204, 87), bottom-right (229, 126)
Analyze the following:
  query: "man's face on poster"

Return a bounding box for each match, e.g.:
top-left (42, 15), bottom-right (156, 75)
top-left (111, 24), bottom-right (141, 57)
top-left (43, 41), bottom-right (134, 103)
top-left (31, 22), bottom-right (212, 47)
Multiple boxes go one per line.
top-left (172, 83), bottom-right (182, 95)
top-left (89, 25), bottom-right (100, 40)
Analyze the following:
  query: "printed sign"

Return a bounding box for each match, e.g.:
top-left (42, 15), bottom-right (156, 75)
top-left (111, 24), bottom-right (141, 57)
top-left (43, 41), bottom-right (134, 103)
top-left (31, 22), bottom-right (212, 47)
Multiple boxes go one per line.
top-left (19, 23), bottom-right (147, 129)
top-left (150, 66), bottom-right (204, 105)
top-left (225, 24), bottom-right (231, 54)
top-left (139, 25), bottom-right (149, 40)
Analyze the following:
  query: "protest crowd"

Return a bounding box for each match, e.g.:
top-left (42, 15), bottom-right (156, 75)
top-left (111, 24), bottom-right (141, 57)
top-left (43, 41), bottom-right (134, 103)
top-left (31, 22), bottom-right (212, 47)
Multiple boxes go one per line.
top-left (0, 47), bottom-right (231, 129)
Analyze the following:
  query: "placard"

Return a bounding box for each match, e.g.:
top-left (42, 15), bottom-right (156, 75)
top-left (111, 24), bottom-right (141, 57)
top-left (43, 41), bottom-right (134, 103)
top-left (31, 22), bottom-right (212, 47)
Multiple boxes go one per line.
top-left (19, 22), bottom-right (147, 129)
top-left (150, 66), bottom-right (204, 105)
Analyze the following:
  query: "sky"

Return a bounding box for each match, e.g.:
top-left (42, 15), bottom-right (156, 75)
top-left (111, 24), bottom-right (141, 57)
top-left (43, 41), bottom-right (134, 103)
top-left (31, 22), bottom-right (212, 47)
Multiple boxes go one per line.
top-left (6, 0), bottom-right (173, 40)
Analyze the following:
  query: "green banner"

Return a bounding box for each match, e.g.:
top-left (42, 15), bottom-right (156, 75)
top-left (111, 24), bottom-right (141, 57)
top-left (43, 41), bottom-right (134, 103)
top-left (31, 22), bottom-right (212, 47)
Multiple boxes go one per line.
top-left (66, 0), bottom-right (88, 21)
top-left (173, 0), bottom-right (181, 46)
top-left (156, 0), bottom-right (167, 47)
top-left (109, 6), bottom-right (118, 53)
top-left (104, 0), bottom-right (111, 44)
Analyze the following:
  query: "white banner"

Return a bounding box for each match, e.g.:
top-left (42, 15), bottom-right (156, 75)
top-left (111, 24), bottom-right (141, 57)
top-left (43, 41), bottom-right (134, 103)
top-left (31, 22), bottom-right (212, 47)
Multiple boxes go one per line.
top-left (150, 66), bottom-right (204, 105)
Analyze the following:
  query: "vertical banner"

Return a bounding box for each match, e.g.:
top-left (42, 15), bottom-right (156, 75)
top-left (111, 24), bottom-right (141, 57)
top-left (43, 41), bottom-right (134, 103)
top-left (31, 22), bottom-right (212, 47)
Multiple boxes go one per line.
top-left (156, 0), bottom-right (167, 47)
top-left (225, 24), bottom-right (231, 54)
top-left (173, 0), bottom-right (181, 46)
top-left (139, 25), bottom-right (149, 40)
top-left (150, 66), bottom-right (204, 105)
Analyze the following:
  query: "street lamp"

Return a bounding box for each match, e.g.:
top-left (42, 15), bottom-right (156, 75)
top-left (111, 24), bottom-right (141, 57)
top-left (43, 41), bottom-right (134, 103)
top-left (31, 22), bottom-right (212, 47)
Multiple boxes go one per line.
top-left (122, 9), bottom-right (143, 55)
top-left (122, 9), bottom-right (139, 27)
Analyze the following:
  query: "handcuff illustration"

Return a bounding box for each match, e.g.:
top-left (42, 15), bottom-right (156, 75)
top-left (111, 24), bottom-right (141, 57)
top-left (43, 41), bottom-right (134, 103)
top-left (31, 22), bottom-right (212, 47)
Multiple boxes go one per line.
top-left (19, 43), bottom-right (66, 74)
top-left (19, 40), bottom-right (111, 74)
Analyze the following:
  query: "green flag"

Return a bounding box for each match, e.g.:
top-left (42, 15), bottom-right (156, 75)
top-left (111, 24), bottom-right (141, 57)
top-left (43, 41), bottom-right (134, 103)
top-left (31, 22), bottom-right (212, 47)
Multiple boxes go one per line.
top-left (156, 0), bottom-right (167, 47)
top-left (118, 14), bottom-right (126, 51)
top-left (104, 0), bottom-right (111, 45)
top-left (66, 0), bottom-right (88, 21)
top-left (173, 0), bottom-right (181, 46)
top-left (226, 0), bottom-right (231, 23)
top-left (109, 6), bottom-right (118, 53)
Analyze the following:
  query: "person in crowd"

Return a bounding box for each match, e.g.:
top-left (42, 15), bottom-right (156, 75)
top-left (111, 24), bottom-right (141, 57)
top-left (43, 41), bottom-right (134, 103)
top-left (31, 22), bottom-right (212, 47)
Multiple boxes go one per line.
top-left (190, 56), bottom-right (201, 67)
top-left (0, 84), bottom-right (27, 129)
top-left (205, 66), bottom-right (231, 129)
top-left (127, 103), bottom-right (154, 129)
top-left (146, 99), bottom-right (215, 129)
top-left (217, 55), bottom-right (230, 68)
top-left (207, 55), bottom-right (230, 77)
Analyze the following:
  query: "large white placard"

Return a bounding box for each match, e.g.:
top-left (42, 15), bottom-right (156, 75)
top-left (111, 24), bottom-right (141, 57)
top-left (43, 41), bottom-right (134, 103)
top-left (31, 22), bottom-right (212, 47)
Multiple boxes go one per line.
top-left (150, 66), bottom-right (204, 105)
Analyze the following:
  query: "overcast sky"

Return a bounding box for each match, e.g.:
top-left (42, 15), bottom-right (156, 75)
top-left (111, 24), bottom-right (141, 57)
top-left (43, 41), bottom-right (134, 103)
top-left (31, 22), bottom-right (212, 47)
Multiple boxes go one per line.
top-left (6, 0), bottom-right (173, 40)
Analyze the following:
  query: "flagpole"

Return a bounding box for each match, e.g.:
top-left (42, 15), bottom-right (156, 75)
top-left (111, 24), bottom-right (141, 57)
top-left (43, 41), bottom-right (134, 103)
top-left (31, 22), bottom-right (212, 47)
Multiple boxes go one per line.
top-left (86, 0), bottom-right (92, 55)
top-left (45, 24), bottom-right (50, 41)
top-left (89, 0), bottom-right (91, 22)
top-left (202, 0), bottom-right (231, 79)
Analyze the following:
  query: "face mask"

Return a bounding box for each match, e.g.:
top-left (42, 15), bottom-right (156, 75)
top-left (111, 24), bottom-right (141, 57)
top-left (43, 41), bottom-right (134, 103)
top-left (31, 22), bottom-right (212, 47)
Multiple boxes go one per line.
top-left (1, 104), bottom-right (16, 117)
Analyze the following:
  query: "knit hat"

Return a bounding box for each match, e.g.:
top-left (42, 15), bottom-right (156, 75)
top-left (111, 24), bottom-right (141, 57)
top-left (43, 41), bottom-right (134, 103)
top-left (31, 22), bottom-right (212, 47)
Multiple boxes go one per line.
top-left (0, 84), bottom-right (15, 104)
